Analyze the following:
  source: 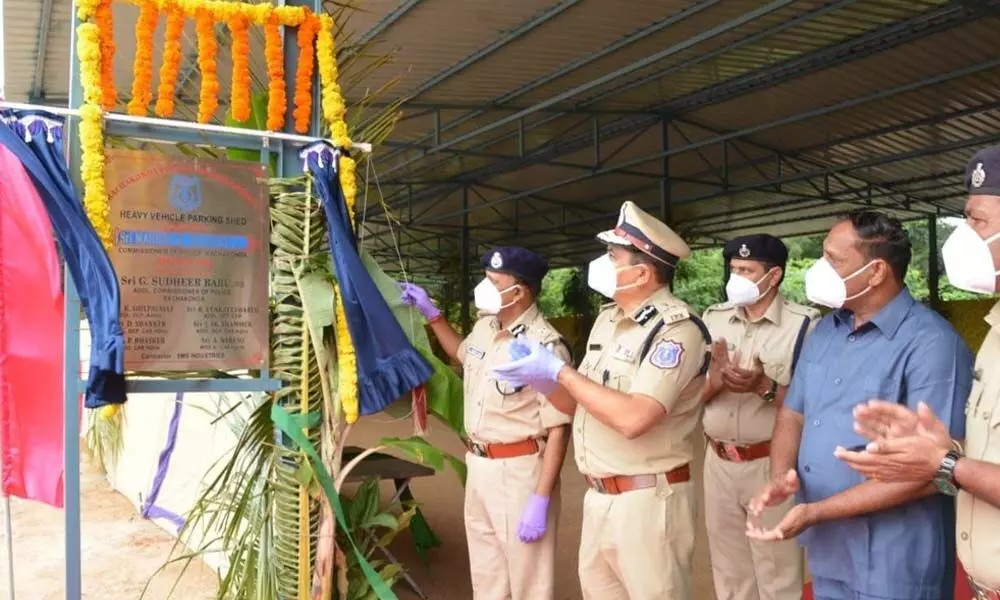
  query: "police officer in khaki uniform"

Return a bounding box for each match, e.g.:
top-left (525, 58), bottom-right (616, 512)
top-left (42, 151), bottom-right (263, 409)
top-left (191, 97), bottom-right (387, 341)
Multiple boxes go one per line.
top-left (400, 246), bottom-right (572, 600)
top-left (491, 201), bottom-right (710, 599)
top-left (836, 146), bottom-right (1000, 598)
top-left (701, 234), bottom-right (818, 600)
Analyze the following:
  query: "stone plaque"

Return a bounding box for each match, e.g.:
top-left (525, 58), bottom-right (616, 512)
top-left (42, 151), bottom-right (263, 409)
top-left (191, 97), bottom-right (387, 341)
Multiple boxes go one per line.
top-left (105, 149), bottom-right (269, 372)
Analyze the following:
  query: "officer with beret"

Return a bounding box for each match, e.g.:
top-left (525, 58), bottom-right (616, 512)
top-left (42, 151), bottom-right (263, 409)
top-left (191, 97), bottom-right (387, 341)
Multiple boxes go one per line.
top-left (399, 246), bottom-right (572, 600)
top-left (836, 145), bottom-right (1000, 598)
top-left (491, 201), bottom-right (710, 599)
top-left (700, 234), bottom-right (819, 600)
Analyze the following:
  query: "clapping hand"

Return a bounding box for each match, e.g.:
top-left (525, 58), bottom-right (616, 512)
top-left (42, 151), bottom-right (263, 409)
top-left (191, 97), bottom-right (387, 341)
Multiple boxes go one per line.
top-left (746, 470), bottom-right (814, 541)
top-left (720, 349), bottom-right (767, 394)
top-left (834, 401), bottom-right (953, 483)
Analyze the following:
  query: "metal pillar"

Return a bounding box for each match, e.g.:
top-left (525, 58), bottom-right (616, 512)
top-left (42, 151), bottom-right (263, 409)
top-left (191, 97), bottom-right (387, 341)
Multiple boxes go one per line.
top-left (928, 215), bottom-right (940, 308)
top-left (460, 188), bottom-right (471, 334)
top-left (65, 2), bottom-right (85, 596)
top-left (659, 119), bottom-right (670, 224)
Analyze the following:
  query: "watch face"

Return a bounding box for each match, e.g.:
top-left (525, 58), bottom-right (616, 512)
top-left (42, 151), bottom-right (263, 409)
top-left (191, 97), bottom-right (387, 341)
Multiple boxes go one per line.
top-left (934, 478), bottom-right (958, 497)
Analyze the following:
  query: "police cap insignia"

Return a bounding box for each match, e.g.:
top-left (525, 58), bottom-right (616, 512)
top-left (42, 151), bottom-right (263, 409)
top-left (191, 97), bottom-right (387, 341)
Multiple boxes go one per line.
top-left (490, 252), bottom-right (503, 269)
top-left (972, 163), bottom-right (986, 189)
top-left (738, 243), bottom-right (751, 258)
top-left (649, 340), bottom-right (684, 369)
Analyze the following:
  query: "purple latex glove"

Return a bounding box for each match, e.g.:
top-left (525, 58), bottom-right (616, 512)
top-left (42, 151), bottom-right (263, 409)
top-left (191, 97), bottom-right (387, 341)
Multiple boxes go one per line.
top-left (398, 282), bottom-right (441, 320)
top-left (493, 338), bottom-right (565, 389)
top-left (517, 493), bottom-right (550, 543)
top-left (507, 340), bottom-right (558, 396)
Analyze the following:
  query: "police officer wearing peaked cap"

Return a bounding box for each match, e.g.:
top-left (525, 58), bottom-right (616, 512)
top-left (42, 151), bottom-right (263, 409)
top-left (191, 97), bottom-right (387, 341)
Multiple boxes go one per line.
top-left (491, 201), bottom-right (712, 599)
top-left (836, 145), bottom-right (1000, 598)
top-left (702, 233), bottom-right (819, 600)
top-left (400, 246), bottom-right (573, 600)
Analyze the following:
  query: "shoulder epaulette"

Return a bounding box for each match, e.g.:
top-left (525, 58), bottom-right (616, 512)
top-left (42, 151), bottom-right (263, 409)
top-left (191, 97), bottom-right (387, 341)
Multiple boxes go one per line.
top-left (783, 299), bottom-right (821, 320)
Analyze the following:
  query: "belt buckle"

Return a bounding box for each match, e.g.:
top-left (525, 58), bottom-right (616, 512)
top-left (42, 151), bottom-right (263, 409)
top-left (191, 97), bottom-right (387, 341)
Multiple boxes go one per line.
top-left (724, 443), bottom-right (744, 463)
top-left (470, 442), bottom-right (487, 457)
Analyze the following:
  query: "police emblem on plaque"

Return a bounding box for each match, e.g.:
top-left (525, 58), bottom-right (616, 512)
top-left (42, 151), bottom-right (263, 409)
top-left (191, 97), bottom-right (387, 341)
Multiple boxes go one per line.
top-left (169, 175), bottom-right (203, 213)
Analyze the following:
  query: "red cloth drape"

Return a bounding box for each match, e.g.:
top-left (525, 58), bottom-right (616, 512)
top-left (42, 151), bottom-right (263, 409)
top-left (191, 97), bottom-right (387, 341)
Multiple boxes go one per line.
top-left (0, 144), bottom-right (65, 507)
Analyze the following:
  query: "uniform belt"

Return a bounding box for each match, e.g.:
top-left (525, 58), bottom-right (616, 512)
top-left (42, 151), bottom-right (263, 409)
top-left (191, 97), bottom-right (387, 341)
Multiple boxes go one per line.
top-left (968, 575), bottom-right (1000, 600)
top-left (584, 464), bottom-right (690, 495)
top-left (464, 438), bottom-right (541, 459)
top-left (708, 437), bottom-right (771, 463)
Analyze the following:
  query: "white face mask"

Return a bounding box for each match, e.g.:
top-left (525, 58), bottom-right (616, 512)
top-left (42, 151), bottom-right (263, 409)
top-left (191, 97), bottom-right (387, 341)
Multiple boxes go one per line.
top-left (942, 222), bottom-right (1000, 294)
top-left (587, 255), bottom-right (643, 298)
top-left (726, 269), bottom-right (775, 307)
top-left (474, 278), bottom-right (519, 314)
top-left (805, 258), bottom-right (875, 309)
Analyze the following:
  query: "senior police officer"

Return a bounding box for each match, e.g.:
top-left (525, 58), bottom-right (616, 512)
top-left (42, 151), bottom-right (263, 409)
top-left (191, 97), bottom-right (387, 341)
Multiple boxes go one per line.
top-left (490, 201), bottom-right (710, 599)
top-left (836, 146), bottom-right (1000, 599)
top-left (746, 210), bottom-right (974, 600)
top-left (399, 247), bottom-right (572, 600)
top-left (701, 234), bottom-right (818, 600)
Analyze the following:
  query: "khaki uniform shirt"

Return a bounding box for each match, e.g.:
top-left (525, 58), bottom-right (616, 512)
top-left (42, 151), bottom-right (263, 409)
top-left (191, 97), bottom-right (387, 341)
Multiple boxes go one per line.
top-left (458, 304), bottom-right (572, 444)
top-left (574, 287), bottom-right (708, 477)
top-left (701, 295), bottom-right (820, 445)
top-left (957, 300), bottom-right (1000, 589)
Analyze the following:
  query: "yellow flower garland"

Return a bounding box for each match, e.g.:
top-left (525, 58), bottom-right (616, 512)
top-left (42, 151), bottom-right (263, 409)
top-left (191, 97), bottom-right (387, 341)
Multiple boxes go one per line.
top-left (77, 23), bottom-right (114, 253)
top-left (127, 0), bottom-right (159, 116)
top-left (316, 15), bottom-right (351, 148)
top-left (334, 288), bottom-right (358, 424)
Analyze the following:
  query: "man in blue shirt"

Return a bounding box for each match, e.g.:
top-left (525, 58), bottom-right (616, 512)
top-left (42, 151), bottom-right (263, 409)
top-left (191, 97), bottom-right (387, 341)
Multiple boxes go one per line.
top-left (746, 210), bottom-right (974, 600)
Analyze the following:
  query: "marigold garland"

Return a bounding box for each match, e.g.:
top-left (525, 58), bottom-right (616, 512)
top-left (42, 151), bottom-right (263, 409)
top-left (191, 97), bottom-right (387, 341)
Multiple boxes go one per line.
top-left (127, 0), bottom-right (159, 116)
top-left (95, 0), bottom-right (117, 110)
top-left (154, 6), bottom-right (185, 117)
top-left (334, 288), bottom-right (359, 424)
top-left (316, 16), bottom-right (351, 148)
top-left (76, 22), bottom-right (114, 252)
top-left (228, 13), bottom-right (251, 122)
top-left (195, 8), bottom-right (220, 124)
top-left (264, 13), bottom-right (286, 131)
top-left (292, 16), bottom-right (318, 134)
top-left (77, 0), bottom-right (101, 20)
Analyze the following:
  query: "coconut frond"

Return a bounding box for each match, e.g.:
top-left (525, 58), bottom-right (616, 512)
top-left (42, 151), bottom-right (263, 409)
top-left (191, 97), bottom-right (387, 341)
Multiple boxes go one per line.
top-left (84, 406), bottom-right (125, 474)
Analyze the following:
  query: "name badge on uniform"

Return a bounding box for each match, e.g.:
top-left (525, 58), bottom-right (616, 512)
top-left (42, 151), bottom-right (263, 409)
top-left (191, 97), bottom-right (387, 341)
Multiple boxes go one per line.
top-left (613, 344), bottom-right (635, 362)
top-left (467, 346), bottom-right (485, 360)
top-left (649, 340), bottom-right (684, 369)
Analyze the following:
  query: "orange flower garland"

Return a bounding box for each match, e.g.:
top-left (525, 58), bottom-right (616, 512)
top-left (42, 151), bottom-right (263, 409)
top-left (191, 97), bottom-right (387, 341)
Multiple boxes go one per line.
top-left (229, 13), bottom-right (251, 122)
top-left (95, 0), bottom-right (117, 110)
top-left (264, 13), bottom-right (286, 131)
top-left (292, 15), bottom-right (318, 134)
top-left (127, 0), bottom-right (159, 116)
top-left (154, 6), bottom-right (185, 118)
top-left (195, 8), bottom-right (220, 124)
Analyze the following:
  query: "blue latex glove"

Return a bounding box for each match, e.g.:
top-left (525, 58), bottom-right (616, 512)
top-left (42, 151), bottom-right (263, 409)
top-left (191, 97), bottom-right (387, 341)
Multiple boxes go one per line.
top-left (493, 338), bottom-right (565, 389)
top-left (517, 493), bottom-right (550, 543)
top-left (506, 340), bottom-right (558, 396)
top-left (398, 282), bottom-right (441, 320)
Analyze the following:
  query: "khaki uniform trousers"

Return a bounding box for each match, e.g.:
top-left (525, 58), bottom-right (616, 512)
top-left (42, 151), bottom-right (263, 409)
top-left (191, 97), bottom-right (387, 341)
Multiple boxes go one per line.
top-left (464, 451), bottom-right (559, 600)
top-left (704, 448), bottom-right (804, 600)
top-left (578, 479), bottom-right (696, 600)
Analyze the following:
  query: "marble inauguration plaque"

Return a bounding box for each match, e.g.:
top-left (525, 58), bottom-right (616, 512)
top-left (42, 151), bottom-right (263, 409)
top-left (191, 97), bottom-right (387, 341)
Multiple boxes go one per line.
top-left (105, 149), bottom-right (269, 372)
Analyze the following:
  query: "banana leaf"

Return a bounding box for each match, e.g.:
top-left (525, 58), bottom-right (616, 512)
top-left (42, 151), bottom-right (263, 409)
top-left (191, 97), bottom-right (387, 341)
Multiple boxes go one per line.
top-left (358, 251), bottom-right (465, 436)
top-left (225, 91), bottom-right (278, 176)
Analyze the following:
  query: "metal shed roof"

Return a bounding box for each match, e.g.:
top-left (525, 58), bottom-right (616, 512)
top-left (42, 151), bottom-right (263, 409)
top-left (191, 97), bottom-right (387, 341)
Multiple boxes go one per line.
top-left (5, 0), bottom-right (1000, 275)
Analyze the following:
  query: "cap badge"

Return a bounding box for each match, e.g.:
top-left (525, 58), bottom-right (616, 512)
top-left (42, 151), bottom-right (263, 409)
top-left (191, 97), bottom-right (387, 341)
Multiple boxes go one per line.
top-left (972, 162), bottom-right (986, 189)
top-left (490, 252), bottom-right (503, 269)
top-left (738, 243), bottom-right (751, 258)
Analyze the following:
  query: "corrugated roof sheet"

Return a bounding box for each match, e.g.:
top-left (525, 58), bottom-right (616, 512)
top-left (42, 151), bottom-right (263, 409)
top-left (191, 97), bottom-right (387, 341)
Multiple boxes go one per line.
top-left (6, 0), bottom-right (1000, 270)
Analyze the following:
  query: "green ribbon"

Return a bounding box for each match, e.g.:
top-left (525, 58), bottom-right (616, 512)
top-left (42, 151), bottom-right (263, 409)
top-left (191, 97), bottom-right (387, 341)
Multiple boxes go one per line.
top-left (271, 404), bottom-right (398, 600)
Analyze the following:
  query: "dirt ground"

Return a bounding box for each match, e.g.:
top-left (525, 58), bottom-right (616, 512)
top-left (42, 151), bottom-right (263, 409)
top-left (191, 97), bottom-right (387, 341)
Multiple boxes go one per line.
top-left (0, 416), bottom-right (716, 599)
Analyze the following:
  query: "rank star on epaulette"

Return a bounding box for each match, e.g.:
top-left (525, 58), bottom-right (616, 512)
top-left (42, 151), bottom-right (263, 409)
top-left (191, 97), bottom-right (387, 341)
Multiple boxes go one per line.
top-left (634, 305), bottom-right (659, 325)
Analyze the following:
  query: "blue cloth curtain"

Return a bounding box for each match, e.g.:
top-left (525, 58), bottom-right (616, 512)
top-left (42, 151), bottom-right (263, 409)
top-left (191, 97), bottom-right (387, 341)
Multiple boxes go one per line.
top-left (0, 110), bottom-right (125, 408)
top-left (302, 142), bottom-right (432, 415)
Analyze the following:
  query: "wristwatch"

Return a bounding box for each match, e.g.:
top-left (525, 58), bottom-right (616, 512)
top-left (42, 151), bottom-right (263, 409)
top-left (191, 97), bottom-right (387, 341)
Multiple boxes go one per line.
top-left (760, 380), bottom-right (777, 403)
top-left (933, 449), bottom-right (963, 496)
